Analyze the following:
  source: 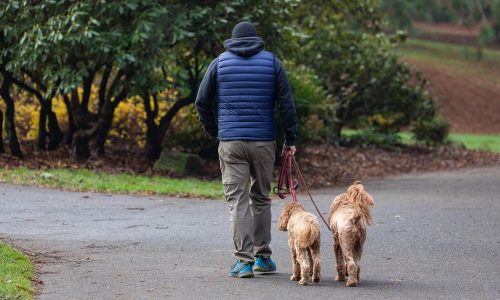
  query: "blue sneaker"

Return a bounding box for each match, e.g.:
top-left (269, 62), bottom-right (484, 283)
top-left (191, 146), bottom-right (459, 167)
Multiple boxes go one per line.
top-left (254, 256), bottom-right (276, 272)
top-left (228, 260), bottom-right (254, 278)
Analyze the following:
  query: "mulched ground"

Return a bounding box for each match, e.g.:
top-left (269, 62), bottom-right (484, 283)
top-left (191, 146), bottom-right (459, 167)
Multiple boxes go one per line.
top-left (297, 144), bottom-right (500, 187)
top-left (1, 142), bottom-right (499, 189)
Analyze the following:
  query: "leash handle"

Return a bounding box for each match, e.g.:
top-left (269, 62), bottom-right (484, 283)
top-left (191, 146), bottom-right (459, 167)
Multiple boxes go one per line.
top-left (274, 150), bottom-right (298, 202)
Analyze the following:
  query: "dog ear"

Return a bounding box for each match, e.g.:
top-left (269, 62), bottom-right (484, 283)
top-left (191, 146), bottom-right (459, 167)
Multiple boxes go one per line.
top-left (278, 204), bottom-right (291, 231)
top-left (347, 183), bottom-right (363, 204)
top-left (347, 182), bottom-right (374, 206)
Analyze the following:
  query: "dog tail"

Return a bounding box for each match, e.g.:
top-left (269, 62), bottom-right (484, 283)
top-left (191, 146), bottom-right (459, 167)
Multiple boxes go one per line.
top-left (346, 181), bottom-right (374, 225)
top-left (296, 220), bottom-right (320, 249)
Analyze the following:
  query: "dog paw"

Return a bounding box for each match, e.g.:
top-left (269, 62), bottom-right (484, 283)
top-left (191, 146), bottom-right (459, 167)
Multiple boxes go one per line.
top-left (290, 274), bottom-right (300, 281)
top-left (346, 280), bottom-right (358, 287)
top-left (335, 275), bottom-right (345, 281)
top-left (313, 276), bottom-right (320, 283)
top-left (299, 279), bottom-right (308, 285)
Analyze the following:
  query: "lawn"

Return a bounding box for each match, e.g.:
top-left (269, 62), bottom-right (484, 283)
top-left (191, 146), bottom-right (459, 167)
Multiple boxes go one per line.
top-left (397, 132), bottom-right (500, 152)
top-left (446, 133), bottom-right (500, 152)
top-left (0, 241), bottom-right (35, 300)
top-left (0, 168), bottom-right (224, 199)
top-left (342, 130), bottom-right (500, 153)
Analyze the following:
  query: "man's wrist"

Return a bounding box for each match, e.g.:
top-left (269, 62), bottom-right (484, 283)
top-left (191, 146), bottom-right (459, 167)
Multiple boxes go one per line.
top-left (284, 137), bottom-right (295, 146)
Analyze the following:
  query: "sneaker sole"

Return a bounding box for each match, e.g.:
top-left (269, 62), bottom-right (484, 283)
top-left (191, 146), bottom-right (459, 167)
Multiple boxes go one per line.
top-left (238, 271), bottom-right (255, 278)
top-left (228, 271), bottom-right (255, 278)
top-left (253, 267), bottom-right (276, 273)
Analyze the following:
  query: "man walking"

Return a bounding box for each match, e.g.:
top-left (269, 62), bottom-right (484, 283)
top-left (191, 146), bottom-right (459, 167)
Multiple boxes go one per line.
top-left (195, 21), bottom-right (297, 278)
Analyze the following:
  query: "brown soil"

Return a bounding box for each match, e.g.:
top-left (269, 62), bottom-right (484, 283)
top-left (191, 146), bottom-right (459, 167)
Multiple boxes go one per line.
top-left (404, 58), bottom-right (500, 134)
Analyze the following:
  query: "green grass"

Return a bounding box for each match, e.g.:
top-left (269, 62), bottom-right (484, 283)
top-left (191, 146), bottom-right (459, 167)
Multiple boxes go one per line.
top-left (397, 132), bottom-right (500, 152)
top-left (399, 38), bottom-right (500, 83)
top-left (447, 133), bottom-right (500, 152)
top-left (0, 241), bottom-right (35, 300)
top-left (342, 130), bottom-right (500, 153)
top-left (0, 168), bottom-right (224, 199)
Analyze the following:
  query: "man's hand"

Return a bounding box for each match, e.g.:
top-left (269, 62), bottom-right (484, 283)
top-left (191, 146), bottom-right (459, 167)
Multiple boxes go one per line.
top-left (282, 144), bottom-right (296, 156)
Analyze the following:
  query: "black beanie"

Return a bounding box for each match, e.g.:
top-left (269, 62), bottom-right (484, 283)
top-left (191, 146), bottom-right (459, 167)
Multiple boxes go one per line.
top-left (231, 22), bottom-right (258, 38)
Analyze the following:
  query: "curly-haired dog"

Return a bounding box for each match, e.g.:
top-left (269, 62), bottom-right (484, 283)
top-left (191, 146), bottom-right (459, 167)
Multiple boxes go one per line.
top-left (278, 202), bottom-right (321, 285)
top-left (328, 181), bottom-right (374, 287)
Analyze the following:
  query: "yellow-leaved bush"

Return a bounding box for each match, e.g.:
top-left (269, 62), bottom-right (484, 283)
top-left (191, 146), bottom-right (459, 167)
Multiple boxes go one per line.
top-left (0, 86), bottom-right (200, 149)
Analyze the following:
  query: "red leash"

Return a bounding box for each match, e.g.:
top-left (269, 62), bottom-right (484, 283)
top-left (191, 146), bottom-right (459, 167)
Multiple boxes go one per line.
top-left (274, 150), bottom-right (298, 202)
top-left (274, 150), bottom-right (331, 231)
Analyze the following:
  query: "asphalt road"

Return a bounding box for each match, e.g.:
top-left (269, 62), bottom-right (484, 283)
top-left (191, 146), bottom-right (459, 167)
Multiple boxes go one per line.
top-left (1, 167), bottom-right (499, 299)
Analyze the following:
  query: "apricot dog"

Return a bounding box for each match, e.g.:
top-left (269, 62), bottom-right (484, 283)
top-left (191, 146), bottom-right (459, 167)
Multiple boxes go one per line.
top-left (328, 181), bottom-right (374, 287)
top-left (278, 202), bottom-right (321, 285)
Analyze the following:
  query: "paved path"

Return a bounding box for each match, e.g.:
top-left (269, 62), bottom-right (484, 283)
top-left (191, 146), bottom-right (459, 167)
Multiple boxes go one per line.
top-left (1, 167), bottom-right (499, 299)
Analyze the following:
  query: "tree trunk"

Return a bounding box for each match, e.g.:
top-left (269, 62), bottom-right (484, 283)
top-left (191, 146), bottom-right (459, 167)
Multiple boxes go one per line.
top-left (157, 96), bottom-right (195, 147)
top-left (67, 90), bottom-right (93, 161)
top-left (73, 133), bottom-right (91, 161)
top-left (10, 76), bottom-right (64, 151)
top-left (37, 105), bottom-right (48, 150)
top-left (65, 114), bottom-right (76, 146)
top-left (71, 112), bottom-right (93, 161)
top-left (63, 94), bottom-right (75, 145)
top-left (0, 110), bottom-right (4, 154)
top-left (94, 116), bottom-right (112, 156)
top-left (142, 90), bottom-right (162, 160)
top-left (95, 101), bottom-right (118, 156)
top-left (0, 76), bottom-right (23, 158)
top-left (145, 125), bottom-right (161, 160)
top-left (47, 111), bottom-right (63, 150)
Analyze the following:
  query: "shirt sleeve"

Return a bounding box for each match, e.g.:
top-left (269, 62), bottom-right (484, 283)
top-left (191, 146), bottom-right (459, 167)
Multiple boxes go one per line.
top-left (275, 57), bottom-right (297, 145)
top-left (195, 58), bottom-right (218, 137)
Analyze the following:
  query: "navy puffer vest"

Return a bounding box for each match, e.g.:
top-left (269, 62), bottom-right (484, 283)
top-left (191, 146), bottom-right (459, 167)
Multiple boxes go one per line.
top-left (216, 50), bottom-right (276, 141)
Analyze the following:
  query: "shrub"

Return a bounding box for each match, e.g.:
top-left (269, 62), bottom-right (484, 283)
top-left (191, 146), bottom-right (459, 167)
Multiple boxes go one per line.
top-left (285, 63), bottom-right (332, 143)
top-left (341, 127), bottom-right (402, 148)
top-left (412, 116), bottom-right (450, 146)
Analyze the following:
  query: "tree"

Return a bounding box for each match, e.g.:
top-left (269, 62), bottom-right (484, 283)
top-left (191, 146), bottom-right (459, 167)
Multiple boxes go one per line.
top-left (11, 0), bottom-right (169, 160)
top-left (0, 71), bottom-right (23, 157)
top-left (0, 2), bottom-right (63, 152)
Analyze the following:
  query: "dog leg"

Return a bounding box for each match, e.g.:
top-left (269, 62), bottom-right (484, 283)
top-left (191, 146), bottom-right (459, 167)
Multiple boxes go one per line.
top-left (344, 250), bottom-right (359, 287)
top-left (354, 241), bottom-right (364, 283)
top-left (289, 239), bottom-right (300, 281)
top-left (307, 248), bottom-right (313, 276)
top-left (310, 239), bottom-right (321, 283)
top-left (296, 245), bottom-right (310, 285)
top-left (333, 236), bottom-right (346, 281)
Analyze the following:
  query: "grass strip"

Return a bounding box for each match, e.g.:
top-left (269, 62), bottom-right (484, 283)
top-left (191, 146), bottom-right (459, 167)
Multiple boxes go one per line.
top-left (0, 168), bottom-right (224, 199)
top-left (0, 241), bottom-right (35, 300)
top-left (342, 130), bottom-right (500, 153)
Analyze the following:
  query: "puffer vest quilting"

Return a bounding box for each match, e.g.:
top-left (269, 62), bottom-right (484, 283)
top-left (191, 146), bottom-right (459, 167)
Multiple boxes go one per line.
top-left (216, 50), bottom-right (276, 141)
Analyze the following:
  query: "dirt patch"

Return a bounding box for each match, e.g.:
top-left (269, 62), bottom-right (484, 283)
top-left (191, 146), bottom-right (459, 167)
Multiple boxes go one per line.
top-left (404, 58), bottom-right (500, 134)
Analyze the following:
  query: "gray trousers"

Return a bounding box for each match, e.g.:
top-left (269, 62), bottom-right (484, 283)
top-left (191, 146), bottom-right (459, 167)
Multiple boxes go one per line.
top-left (218, 141), bottom-right (276, 263)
